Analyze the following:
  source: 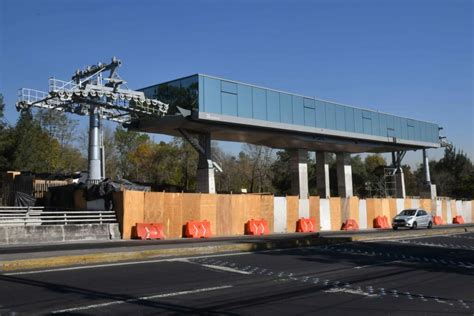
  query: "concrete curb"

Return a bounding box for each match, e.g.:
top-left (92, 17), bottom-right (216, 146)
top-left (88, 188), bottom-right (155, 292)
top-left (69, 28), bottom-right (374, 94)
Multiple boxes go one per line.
top-left (1, 226), bottom-right (472, 272)
top-left (350, 226), bottom-right (474, 241)
top-left (0, 236), bottom-right (350, 272)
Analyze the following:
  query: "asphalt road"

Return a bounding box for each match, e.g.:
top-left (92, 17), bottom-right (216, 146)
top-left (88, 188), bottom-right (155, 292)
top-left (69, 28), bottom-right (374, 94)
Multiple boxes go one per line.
top-left (0, 232), bottom-right (473, 315)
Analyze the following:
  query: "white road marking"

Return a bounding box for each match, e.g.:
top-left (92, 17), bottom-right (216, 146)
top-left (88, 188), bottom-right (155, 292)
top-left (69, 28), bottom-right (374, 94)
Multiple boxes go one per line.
top-left (51, 285), bottom-right (233, 314)
top-left (3, 252), bottom-right (253, 276)
top-left (4, 244), bottom-right (328, 276)
top-left (176, 258), bottom-right (252, 275)
top-left (354, 260), bottom-right (401, 269)
top-left (324, 287), bottom-right (379, 298)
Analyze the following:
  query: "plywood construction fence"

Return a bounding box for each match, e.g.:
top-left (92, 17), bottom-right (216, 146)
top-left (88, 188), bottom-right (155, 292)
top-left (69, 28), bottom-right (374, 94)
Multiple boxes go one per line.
top-left (114, 191), bottom-right (473, 239)
top-left (441, 199), bottom-right (448, 224)
top-left (116, 191), bottom-right (276, 239)
top-left (330, 198), bottom-right (342, 230)
top-left (286, 196), bottom-right (299, 233)
top-left (309, 196), bottom-right (321, 231)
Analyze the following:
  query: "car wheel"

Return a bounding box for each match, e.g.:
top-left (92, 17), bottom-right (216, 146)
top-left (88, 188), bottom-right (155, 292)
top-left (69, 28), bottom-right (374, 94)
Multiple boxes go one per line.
top-left (428, 221), bottom-right (432, 229)
top-left (411, 222), bottom-right (417, 230)
top-left (393, 226), bottom-right (398, 230)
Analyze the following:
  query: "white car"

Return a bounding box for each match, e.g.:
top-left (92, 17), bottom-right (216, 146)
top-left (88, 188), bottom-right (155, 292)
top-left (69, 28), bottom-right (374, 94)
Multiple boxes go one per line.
top-left (392, 209), bottom-right (433, 230)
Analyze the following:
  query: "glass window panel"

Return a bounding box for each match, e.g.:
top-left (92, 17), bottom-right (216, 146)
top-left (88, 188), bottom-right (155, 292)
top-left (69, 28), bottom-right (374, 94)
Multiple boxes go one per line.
top-left (203, 77), bottom-right (221, 114)
top-left (325, 102), bottom-right (336, 130)
top-left (237, 84), bottom-right (252, 118)
top-left (221, 92), bottom-right (237, 116)
top-left (315, 100), bottom-right (326, 128)
top-left (304, 107), bottom-right (316, 127)
top-left (336, 105), bottom-right (345, 131)
top-left (252, 87), bottom-right (267, 120)
top-left (292, 96), bottom-right (304, 126)
top-left (280, 93), bottom-right (293, 124)
top-left (221, 81), bottom-right (237, 94)
top-left (144, 75), bottom-right (199, 115)
top-left (267, 90), bottom-right (280, 122)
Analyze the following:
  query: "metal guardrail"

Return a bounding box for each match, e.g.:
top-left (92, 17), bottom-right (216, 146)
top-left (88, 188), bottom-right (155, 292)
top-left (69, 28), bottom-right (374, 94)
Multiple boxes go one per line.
top-left (0, 207), bottom-right (117, 226)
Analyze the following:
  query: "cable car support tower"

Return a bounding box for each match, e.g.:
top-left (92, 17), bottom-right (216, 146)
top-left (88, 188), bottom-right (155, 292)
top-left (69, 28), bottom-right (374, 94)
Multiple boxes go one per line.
top-left (16, 57), bottom-right (169, 184)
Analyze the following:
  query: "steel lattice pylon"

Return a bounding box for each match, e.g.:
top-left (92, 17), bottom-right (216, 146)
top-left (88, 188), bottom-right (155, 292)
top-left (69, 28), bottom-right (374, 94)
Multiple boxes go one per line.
top-left (16, 57), bottom-right (169, 184)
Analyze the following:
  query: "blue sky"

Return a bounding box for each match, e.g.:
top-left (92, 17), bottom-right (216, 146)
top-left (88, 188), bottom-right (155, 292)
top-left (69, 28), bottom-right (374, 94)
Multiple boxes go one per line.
top-left (1, 0), bottom-right (472, 167)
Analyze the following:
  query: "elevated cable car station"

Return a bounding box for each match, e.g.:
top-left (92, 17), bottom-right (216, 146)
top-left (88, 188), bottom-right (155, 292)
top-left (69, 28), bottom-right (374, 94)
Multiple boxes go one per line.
top-left (134, 74), bottom-right (442, 198)
top-left (16, 58), bottom-right (444, 198)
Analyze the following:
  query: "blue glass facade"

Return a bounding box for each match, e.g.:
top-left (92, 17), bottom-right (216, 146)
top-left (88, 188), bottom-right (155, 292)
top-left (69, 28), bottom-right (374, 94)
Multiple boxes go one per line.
top-left (141, 74), bottom-right (439, 145)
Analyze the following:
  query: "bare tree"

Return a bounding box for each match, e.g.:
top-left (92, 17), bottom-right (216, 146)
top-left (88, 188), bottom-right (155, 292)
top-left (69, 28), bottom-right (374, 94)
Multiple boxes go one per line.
top-left (241, 144), bottom-right (274, 193)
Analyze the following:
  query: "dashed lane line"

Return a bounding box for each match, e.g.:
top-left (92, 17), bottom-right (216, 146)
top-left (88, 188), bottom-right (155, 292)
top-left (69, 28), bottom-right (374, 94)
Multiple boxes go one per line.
top-left (310, 245), bottom-right (474, 269)
top-left (190, 256), bottom-right (473, 310)
top-left (354, 260), bottom-right (402, 269)
top-left (175, 258), bottom-right (253, 275)
top-left (388, 239), bottom-right (474, 250)
top-left (50, 285), bottom-right (234, 314)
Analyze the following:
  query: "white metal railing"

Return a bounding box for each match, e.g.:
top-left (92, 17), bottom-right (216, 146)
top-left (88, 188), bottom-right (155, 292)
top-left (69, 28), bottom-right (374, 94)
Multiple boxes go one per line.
top-left (18, 88), bottom-right (49, 103)
top-left (0, 207), bottom-right (117, 226)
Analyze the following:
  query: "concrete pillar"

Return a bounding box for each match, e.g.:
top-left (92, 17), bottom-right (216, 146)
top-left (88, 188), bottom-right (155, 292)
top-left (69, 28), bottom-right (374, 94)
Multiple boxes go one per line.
top-left (316, 152), bottom-right (330, 198)
top-left (391, 152), bottom-right (406, 199)
top-left (290, 149), bottom-right (309, 199)
top-left (395, 168), bottom-right (406, 199)
top-left (196, 133), bottom-right (215, 193)
top-left (336, 152), bottom-right (353, 197)
top-left (87, 104), bottom-right (102, 184)
top-left (420, 149), bottom-right (436, 199)
top-left (422, 149), bottom-right (431, 184)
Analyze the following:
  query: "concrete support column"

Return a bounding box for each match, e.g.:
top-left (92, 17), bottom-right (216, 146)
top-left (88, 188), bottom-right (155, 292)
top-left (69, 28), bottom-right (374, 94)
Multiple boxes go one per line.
top-left (336, 152), bottom-right (353, 198)
top-left (423, 149), bottom-right (431, 184)
top-left (87, 104), bottom-right (102, 184)
top-left (391, 152), bottom-right (406, 199)
top-left (196, 133), bottom-right (215, 194)
top-left (420, 149), bottom-right (436, 199)
top-left (395, 168), bottom-right (406, 199)
top-left (290, 149), bottom-right (309, 199)
top-left (316, 152), bottom-right (330, 198)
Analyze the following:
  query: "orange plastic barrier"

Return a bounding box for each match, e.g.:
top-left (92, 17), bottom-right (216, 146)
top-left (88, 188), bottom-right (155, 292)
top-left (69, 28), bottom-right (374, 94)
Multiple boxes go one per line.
top-left (453, 216), bottom-right (465, 224)
top-left (134, 223), bottom-right (166, 240)
top-left (296, 217), bottom-right (316, 233)
top-left (374, 216), bottom-right (390, 229)
top-left (245, 219), bottom-right (270, 235)
top-left (341, 219), bottom-right (359, 231)
top-left (184, 220), bottom-right (212, 238)
top-left (433, 216), bottom-right (443, 225)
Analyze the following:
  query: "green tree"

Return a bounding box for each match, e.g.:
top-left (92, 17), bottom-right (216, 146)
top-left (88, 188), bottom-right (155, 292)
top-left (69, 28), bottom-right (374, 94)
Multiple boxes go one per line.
top-left (363, 154), bottom-right (387, 197)
top-left (172, 137), bottom-right (198, 191)
top-left (351, 155), bottom-right (367, 196)
top-left (402, 165), bottom-right (417, 196)
top-left (0, 94), bottom-right (15, 170)
top-left (102, 126), bottom-right (119, 179)
top-left (114, 126), bottom-right (150, 179)
top-left (12, 110), bottom-right (61, 172)
top-left (0, 93), bottom-right (5, 127)
top-left (271, 150), bottom-right (292, 195)
top-left (426, 146), bottom-right (474, 199)
top-left (35, 109), bottom-right (78, 147)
